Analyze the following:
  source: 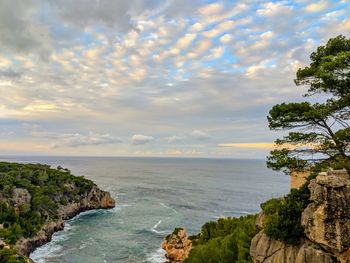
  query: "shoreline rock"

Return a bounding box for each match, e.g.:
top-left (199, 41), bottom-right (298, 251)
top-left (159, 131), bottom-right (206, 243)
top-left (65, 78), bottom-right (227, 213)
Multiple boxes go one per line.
top-left (162, 228), bottom-right (192, 263)
top-left (14, 185), bottom-right (115, 256)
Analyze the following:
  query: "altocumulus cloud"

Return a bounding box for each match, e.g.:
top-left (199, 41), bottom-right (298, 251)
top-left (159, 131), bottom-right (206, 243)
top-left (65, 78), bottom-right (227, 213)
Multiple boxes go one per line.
top-left (0, 0), bottom-right (350, 157)
top-left (131, 134), bottom-right (154, 145)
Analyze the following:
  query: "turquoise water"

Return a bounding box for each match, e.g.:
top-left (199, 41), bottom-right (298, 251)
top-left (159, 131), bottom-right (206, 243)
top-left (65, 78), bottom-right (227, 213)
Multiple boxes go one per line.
top-left (0, 157), bottom-right (289, 263)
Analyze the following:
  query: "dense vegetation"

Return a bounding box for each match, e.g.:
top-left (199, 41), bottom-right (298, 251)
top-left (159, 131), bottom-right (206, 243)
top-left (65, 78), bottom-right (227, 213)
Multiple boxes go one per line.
top-left (267, 35), bottom-right (350, 174)
top-left (185, 215), bottom-right (258, 263)
top-left (0, 162), bottom-right (94, 245)
top-left (0, 248), bottom-right (27, 263)
top-left (262, 179), bottom-right (312, 245)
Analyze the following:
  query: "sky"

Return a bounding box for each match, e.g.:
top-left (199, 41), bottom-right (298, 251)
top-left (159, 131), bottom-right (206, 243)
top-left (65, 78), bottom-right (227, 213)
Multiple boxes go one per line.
top-left (0, 0), bottom-right (349, 158)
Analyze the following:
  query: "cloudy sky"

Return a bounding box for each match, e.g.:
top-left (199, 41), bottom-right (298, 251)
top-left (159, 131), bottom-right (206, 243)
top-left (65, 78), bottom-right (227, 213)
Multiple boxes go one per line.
top-left (0, 0), bottom-right (349, 158)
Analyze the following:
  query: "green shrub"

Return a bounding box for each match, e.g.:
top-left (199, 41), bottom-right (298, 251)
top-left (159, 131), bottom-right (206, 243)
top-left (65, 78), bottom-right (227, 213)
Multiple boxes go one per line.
top-left (0, 248), bottom-right (28, 263)
top-left (262, 182), bottom-right (310, 244)
top-left (185, 214), bottom-right (257, 263)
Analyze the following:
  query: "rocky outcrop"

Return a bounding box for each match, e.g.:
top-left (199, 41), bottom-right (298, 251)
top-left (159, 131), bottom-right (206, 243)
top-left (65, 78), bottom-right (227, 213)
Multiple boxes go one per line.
top-left (58, 185), bottom-right (115, 219)
top-left (14, 185), bottom-right (115, 256)
top-left (250, 169), bottom-right (350, 263)
top-left (162, 228), bottom-right (192, 263)
top-left (301, 171), bottom-right (350, 263)
top-left (250, 231), bottom-right (338, 263)
top-left (15, 220), bottom-right (65, 256)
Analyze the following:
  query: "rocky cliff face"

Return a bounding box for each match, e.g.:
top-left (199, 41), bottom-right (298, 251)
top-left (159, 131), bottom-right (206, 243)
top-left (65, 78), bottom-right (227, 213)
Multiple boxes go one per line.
top-left (301, 172), bottom-right (350, 263)
top-left (162, 228), bottom-right (192, 263)
top-left (250, 170), bottom-right (350, 263)
top-left (250, 231), bottom-right (338, 263)
top-left (14, 185), bottom-right (115, 256)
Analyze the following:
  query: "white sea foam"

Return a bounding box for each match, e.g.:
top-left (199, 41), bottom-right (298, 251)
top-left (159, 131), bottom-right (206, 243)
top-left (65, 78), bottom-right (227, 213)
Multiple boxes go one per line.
top-left (78, 237), bottom-right (97, 250)
top-left (223, 210), bottom-right (252, 215)
top-left (151, 220), bottom-right (168, 235)
top-left (153, 220), bottom-right (162, 229)
top-left (30, 243), bottom-right (63, 263)
top-left (160, 202), bottom-right (178, 214)
top-left (30, 218), bottom-right (76, 261)
top-left (146, 248), bottom-right (166, 263)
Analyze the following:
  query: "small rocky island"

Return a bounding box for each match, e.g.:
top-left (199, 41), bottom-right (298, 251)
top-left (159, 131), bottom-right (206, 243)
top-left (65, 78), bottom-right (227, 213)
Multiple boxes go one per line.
top-left (162, 228), bottom-right (192, 262)
top-left (0, 162), bottom-right (115, 263)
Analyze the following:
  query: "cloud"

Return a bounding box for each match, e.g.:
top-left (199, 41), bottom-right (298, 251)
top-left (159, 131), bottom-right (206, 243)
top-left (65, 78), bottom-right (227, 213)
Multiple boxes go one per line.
top-left (0, 0), bottom-right (49, 54)
top-left (175, 33), bottom-right (197, 49)
top-left (190, 130), bottom-right (211, 140)
top-left (305, 1), bottom-right (329, 12)
top-left (0, 69), bottom-right (22, 79)
top-left (0, 0), bottom-right (349, 157)
top-left (49, 0), bottom-right (134, 32)
top-left (257, 2), bottom-right (293, 17)
top-left (45, 132), bottom-right (122, 148)
top-left (131, 134), bottom-right (154, 145)
top-left (218, 143), bottom-right (274, 149)
top-left (207, 46), bottom-right (225, 60)
top-left (198, 2), bottom-right (224, 16)
top-left (219, 34), bottom-right (232, 44)
top-left (167, 136), bottom-right (183, 143)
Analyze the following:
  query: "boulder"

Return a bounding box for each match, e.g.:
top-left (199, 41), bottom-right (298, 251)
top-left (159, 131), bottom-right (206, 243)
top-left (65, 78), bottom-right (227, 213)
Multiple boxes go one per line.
top-left (162, 228), bottom-right (192, 263)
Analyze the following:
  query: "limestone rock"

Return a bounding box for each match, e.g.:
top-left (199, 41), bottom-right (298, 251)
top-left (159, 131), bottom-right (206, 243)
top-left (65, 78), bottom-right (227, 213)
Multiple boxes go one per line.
top-left (256, 211), bottom-right (265, 230)
top-left (162, 228), bottom-right (192, 263)
top-left (58, 185), bottom-right (115, 219)
top-left (250, 231), bottom-right (338, 263)
top-left (301, 174), bottom-right (350, 254)
top-left (251, 170), bottom-right (350, 263)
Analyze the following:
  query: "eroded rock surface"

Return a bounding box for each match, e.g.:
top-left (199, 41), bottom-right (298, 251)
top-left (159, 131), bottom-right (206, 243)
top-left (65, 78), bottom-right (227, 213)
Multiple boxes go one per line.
top-left (162, 228), bottom-right (192, 263)
top-left (301, 172), bottom-right (350, 262)
top-left (250, 231), bottom-right (338, 263)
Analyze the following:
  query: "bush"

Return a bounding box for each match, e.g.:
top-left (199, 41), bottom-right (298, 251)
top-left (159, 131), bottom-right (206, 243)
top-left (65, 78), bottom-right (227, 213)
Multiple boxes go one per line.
top-left (185, 214), bottom-right (257, 263)
top-left (0, 248), bottom-right (27, 263)
top-left (262, 182), bottom-right (310, 244)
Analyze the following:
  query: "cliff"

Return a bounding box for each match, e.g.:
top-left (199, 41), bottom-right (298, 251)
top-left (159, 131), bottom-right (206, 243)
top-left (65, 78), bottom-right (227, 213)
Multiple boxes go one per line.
top-left (250, 170), bottom-right (350, 263)
top-left (14, 185), bottom-right (115, 256)
top-left (0, 162), bottom-right (115, 262)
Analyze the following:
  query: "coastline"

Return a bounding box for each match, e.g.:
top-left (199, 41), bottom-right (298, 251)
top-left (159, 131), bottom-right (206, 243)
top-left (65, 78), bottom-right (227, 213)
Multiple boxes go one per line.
top-left (15, 185), bottom-right (116, 257)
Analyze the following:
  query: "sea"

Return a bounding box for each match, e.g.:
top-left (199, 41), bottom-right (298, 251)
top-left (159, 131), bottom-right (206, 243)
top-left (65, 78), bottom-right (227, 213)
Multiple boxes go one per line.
top-left (0, 156), bottom-right (289, 263)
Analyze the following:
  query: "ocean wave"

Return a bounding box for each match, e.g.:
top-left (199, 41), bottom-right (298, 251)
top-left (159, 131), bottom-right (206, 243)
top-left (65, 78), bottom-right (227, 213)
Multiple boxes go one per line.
top-left (146, 248), bottom-right (166, 263)
top-left (159, 202), bottom-right (178, 214)
top-left (223, 210), bottom-right (252, 215)
top-left (78, 237), bottom-right (97, 250)
top-left (153, 220), bottom-right (162, 229)
top-left (150, 220), bottom-right (169, 235)
top-left (29, 220), bottom-right (76, 262)
top-left (30, 242), bottom-right (63, 263)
